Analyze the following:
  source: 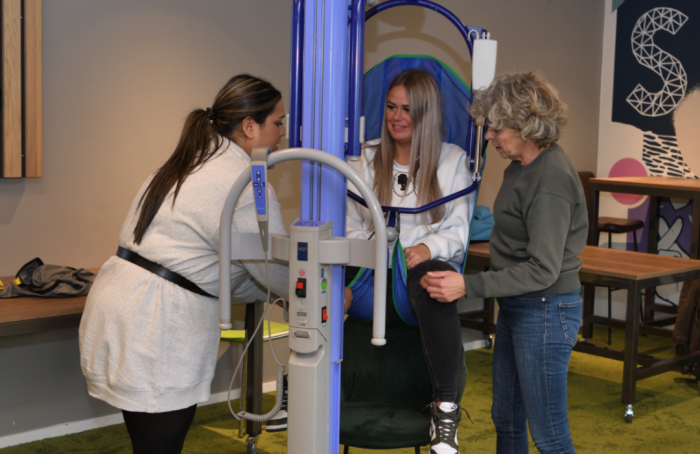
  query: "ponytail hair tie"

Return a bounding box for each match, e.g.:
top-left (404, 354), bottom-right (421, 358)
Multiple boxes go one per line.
top-left (205, 107), bottom-right (216, 121)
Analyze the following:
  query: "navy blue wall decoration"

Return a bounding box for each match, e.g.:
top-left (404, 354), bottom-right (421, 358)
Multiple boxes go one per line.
top-left (612, 0), bottom-right (700, 178)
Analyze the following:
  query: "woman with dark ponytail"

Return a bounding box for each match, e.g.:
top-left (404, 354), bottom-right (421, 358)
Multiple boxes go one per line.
top-left (79, 75), bottom-right (289, 454)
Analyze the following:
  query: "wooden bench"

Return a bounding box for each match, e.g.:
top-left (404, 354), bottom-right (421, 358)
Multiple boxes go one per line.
top-left (463, 242), bottom-right (700, 422)
top-left (0, 269), bottom-right (99, 338)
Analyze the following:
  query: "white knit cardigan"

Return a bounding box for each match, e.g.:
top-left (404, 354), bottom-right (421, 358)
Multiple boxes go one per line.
top-left (79, 141), bottom-right (289, 412)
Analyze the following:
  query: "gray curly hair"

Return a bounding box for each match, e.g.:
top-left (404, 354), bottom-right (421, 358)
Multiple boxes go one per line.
top-left (470, 71), bottom-right (567, 148)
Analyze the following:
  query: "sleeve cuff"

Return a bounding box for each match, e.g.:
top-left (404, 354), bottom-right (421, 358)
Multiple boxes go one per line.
top-left (463, 273), bottom-right (485, 299)
top-left (422, 238), bottom-right (443, 261)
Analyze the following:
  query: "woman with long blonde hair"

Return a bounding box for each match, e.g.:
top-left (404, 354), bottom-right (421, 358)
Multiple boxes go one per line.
top-left (346, 69), bottom-right (472, 454)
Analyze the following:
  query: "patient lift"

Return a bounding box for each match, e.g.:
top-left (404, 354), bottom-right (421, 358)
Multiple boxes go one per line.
top-left (218, 1), bottom-right (496, 452)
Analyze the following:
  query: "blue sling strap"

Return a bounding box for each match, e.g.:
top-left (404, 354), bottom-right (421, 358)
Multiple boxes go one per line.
top-left (346, 240), bottom-right (419, 326)
top-left (391, 240), bottom-right (419, 326)
top-left (346, 267), bottom-right (375, 322)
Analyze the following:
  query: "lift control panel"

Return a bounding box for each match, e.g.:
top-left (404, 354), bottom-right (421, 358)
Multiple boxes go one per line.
top-left (287, 220), bottom-right (333, 354)
top-left (251, 166), bottom-right (267, 215)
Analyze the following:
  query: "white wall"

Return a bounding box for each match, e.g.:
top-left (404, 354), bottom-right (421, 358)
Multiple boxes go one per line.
top-left (0, 0), bottom-right (299, 276)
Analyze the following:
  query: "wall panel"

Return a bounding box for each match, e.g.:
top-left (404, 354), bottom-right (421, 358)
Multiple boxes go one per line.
top-left (2, 0), bottom-right (22, 178)
top-left (1, 0), bottom-right (43, 178)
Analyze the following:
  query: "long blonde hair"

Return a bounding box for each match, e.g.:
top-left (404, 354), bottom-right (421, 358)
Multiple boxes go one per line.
top-left (371, 69), bottom-right (445, 224)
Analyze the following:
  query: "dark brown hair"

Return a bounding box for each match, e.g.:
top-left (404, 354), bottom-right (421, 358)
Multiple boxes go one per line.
top-left (132, 74), bottom-right (281, 244)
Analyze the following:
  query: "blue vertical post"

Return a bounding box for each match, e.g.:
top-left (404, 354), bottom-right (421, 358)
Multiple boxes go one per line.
top-left (347, 0), bottom-right (366, 160)
top-left (299, 1), bottom-right (349, 452)
top-left (289, 0), bottom-right (304, 149)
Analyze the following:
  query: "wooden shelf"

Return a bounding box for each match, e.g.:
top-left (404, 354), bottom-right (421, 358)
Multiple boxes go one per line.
top-left (0, 268), bottom-right (99, 325)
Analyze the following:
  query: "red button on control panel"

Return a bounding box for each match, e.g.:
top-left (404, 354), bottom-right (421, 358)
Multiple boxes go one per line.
top-left (321, 307), bottom-right (328, 323)
top-left (295, 278), bottom-right (306, 298)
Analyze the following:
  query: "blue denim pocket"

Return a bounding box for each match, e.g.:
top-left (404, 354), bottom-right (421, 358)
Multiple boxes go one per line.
top-left (558, 300), bottom-right (583, 346)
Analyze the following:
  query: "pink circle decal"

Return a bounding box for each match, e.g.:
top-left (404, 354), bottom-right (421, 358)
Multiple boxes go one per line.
top-left (608, 158), bottom-right (648, 205)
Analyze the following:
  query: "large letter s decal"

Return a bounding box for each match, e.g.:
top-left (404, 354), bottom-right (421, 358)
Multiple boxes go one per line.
top-left (627, 7), bottom-right (688, 117)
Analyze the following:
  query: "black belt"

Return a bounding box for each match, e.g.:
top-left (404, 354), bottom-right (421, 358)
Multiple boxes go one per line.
top-left (116, 247), bottom-right (214, 298)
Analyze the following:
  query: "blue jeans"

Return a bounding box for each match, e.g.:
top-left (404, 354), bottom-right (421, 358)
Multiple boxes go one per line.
top-left (492, 290), bottom-right (582, 454)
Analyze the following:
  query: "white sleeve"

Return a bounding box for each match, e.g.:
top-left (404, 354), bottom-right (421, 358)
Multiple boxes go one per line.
top-left (345, 149), bottom-right (375, 240)
top-left (346, 185), bottom-right (372, 240)
top-left (421, 150), bottom-right (471, 263)
top-left (232, 183), bottom-right (290, 300)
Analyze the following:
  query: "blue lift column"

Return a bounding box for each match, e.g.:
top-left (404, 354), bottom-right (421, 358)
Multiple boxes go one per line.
top-left (297, 1), bottom-right (348, 452)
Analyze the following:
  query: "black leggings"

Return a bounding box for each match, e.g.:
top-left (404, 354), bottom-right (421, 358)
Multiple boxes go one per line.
top-left (122, 404), bottom-right (197, 454)
top-left (407, 260), bottom-right (463, 403)
top-left (346, 260), bottom-right (462, 402)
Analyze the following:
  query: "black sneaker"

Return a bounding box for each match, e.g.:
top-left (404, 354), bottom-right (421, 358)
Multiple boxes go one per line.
top-left (266, 375), bottom-right (288, 432)
top-left (429, 402), bottom-right (461, 454)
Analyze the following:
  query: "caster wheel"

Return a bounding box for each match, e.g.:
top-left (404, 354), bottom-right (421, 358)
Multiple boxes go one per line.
top-left (246, 436), bottom-right (257, 454)
top-left (626, 414), bottom-right (633, 424)
top-left (484, 338), bottom-right (493, 349)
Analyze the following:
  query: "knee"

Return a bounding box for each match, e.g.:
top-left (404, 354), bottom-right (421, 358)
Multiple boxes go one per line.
top-left (491, 406), bottom-right (505, 433)
top-left (491, 404), bottom-right (527, 438)
top-left (344, 287), bottom-right (353, 314)
top-left (408, 259), bottom-right (455, 281)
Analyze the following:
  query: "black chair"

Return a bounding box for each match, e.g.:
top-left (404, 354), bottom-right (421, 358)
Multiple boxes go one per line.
top-left (340, 317), bottom-right (468, 453)
top-left (579, 171), bottom-right (645, 344)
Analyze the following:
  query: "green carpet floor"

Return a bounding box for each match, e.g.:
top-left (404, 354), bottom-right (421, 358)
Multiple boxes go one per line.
top-left (2, 326), bottom-right (699, 453)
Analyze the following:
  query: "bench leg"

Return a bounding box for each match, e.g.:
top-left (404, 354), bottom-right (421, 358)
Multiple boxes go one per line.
top-left (245, 301), bottom-right (265, 437)
top-left (582, 283), bottom-right (595, 339)
top-left (621, 281), bottom-right (642, 413)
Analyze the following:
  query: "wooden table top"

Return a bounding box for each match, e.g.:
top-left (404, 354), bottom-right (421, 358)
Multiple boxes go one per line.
top-left (0, 268), bottom-right (99, 324)
top-left (467, 243), bottom-right (700, 281)
top-left (589, 176), bottom-right (700, 192)
top-left (6, 242), bottom-right (700, 324)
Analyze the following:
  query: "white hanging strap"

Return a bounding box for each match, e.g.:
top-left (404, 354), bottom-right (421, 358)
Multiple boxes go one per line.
top-left (471, 38), bottom-right (498, 92)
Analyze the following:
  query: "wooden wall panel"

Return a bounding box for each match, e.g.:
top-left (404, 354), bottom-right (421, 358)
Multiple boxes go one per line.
top-left (24, 0), bottom-right (43, 177)
top-left (2, 0), bottom-right (22, 178)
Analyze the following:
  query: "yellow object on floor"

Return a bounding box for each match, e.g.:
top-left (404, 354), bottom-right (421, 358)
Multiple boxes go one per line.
top-left (0, 279), bottom-right (3, 290)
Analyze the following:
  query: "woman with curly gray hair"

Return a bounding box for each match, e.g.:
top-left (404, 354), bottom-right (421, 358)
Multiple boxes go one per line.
top-left (421, 71), bottom-right (587, 454)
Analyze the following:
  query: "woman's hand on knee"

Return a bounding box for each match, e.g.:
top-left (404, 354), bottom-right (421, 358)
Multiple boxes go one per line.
top-left (404, 244), bottom-right (431, 269)
top-left (420, 271), bottom-right (467, 302)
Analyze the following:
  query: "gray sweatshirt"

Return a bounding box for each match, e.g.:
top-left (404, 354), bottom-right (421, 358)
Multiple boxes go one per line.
top-left (464, 144), bottom-right (588, 298)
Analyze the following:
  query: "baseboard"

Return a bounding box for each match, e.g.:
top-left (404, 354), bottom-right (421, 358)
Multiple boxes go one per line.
top-left (0, 412), bottom-right (128, 449)
top-left (0, 381), bottom-right (279, 449)
top-left (463, 338), bottom-right (489, 351)
top-left (461, 326), bottom-right (490, 351)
